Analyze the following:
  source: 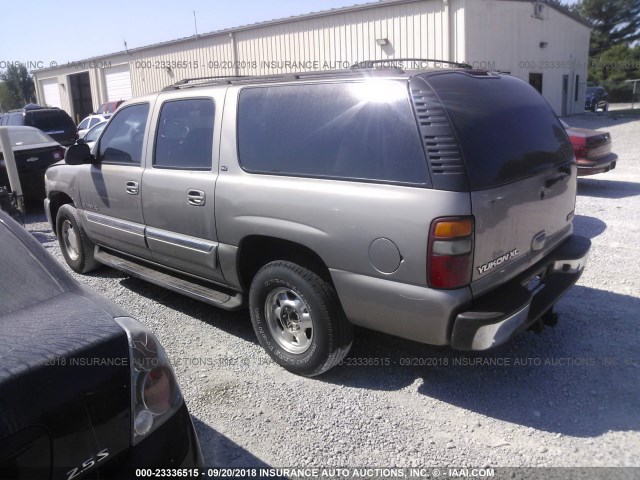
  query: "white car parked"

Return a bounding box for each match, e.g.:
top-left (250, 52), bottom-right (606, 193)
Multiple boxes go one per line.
top-left (77, 114), bottom-right (110, 138)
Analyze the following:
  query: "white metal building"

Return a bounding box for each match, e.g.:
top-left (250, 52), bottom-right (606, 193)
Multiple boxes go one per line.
top-left (32, 0), bottom-right (591, 122)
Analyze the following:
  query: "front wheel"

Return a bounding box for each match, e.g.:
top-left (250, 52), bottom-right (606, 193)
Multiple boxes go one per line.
top-left (249, 261), bottom-right (352, 376)
top-left (56, 204), bottom-right (99, 274)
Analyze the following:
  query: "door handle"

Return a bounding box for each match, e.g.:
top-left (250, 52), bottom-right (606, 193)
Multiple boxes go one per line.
top-left (545, 173), bottom-right (569, 189)
top-left (187, 189), bottom-right (206, 206)
top-left (125, 181), bottom-right (139, 195)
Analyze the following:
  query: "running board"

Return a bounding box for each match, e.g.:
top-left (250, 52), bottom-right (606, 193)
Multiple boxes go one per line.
top-left (94, 248), bottom-right (243, 310)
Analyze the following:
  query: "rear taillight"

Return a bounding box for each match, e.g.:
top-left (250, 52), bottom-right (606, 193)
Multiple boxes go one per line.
top-left (52, 147), bottom-right (66, 161)
top-left (115, 317), bottom-right (183, 445)
top-left (428, 216), bottom-right (474, 289)
top-left (576, 145), bottom-right (588, 159)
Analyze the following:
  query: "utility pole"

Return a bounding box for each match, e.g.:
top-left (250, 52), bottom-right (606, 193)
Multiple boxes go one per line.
top-left (625, 79), bottom-right (639, 110)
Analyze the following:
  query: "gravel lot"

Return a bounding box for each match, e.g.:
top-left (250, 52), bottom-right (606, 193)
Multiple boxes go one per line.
top-left (23, 113), bottom-right (640, 470)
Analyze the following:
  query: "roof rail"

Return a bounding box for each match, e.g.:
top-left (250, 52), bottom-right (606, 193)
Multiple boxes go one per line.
top-left (162, 75), bottom-right (253, 90)
top-left (351, 58), bottom-right (472, 70)
top-left (161, 68), bottom-right (405, 91)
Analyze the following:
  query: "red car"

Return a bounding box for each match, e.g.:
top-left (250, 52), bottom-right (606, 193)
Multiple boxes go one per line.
top-left (561, 120), bottom-right (618, 176)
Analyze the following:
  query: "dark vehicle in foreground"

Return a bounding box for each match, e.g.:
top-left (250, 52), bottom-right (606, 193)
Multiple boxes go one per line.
top-left (46, 63), bottom-right (590, 376)
top-left (0, 210), bottom-right (202, 478)
top-left (561, 120), bottom-right (618, 176)
top-left (0, 105), bottom-right (78, 146)
top-left (584, 86), bottom-right (609, 112)
top-left (0, 126), bottom-right (66, 200)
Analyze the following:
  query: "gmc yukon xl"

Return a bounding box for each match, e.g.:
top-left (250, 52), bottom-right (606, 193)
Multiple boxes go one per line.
top-left (44, 64), bottom-right (590, 376)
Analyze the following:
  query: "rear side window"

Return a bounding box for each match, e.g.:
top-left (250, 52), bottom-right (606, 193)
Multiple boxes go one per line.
top-left (78, 118), bottom-right (90, 130)
top-left (27, 110), bottom-right (74, 132)
top-left (237, 81), bottom-right (429, 185)
top-left (99, 103), bottom-right (149, 165)
top-left (426, 73), bottom-right (573, 190)
top-left (154, 98), bottom-right (215, 170)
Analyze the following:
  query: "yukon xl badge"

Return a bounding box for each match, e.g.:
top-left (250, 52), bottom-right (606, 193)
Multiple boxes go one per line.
top-left (477, 249), bottom-right (519, 274)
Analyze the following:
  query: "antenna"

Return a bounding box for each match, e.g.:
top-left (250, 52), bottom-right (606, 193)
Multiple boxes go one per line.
top-left (193, 11), bottom-right (198, 38)
top-left (124, 39), bottom-right (129, 53)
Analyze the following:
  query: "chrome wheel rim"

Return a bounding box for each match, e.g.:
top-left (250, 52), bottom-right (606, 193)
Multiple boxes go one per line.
top-left (265, 287), bottom-right (314, 354)
top-left (61, 220), bottom-right (80, 261)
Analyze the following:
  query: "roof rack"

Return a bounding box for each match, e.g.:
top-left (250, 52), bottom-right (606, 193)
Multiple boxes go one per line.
top-left (162, 68), bottom-right (405, 91)
top-left (162, 75), bottom-right (252, 90)
top-left (351, 58), bottom-right (472, 70)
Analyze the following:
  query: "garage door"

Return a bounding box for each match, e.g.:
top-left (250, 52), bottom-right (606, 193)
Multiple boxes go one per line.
top-left (41, 78), bottom-right (62, 108)
top-left (104, 64), bottom-right (132, 102)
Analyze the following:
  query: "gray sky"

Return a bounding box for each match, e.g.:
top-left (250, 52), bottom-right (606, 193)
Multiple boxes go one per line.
top-left (1, 0), bottom-right (581, 66)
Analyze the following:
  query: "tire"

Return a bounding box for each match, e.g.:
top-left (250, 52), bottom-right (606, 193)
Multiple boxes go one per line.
top-left (249, 261), bottom-right (352, 376)
top-left (56, 204), bottom-right (99, 274)
top-left (591, 104), bottom-right (597, 112)
top-left (604, 102), bottom-right (609, 112)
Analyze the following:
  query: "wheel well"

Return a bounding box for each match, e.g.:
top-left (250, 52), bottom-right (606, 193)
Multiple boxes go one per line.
top-left (48, 192), bottom-right (74, 233)
top-left (237, 236), bottom-right (333, 291)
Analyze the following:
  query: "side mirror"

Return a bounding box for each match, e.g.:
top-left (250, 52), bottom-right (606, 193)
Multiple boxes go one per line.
top-left (76, 137), bottom-right (86, 145)
top-left (65, 143), bottom-right (93, 165)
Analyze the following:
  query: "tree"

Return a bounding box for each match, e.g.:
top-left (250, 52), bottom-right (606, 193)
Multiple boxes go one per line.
top-left (573, 0), bottom-right (640, 54)
top-left (0, 82), bottom-right (18, 113)
top-left (567, 0), bottom-right (640, 101)
top-left (0, 64), bottom-right (36, 109)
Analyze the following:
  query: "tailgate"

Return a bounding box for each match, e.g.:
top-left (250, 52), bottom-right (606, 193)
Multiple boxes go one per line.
top-left (470, 165), bottom-right (575, 291)
top-left (419, 71), bottom-right (577, 295)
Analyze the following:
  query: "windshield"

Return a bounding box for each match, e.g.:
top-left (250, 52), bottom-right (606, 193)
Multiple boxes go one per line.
top-left (0, 221), bottom-right (63, 316)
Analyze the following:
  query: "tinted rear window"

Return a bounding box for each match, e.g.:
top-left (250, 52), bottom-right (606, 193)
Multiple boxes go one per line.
top-left (426, 73), bottom-right (573, 190)
top-left (0, 222), bottom-right (63, 316)
top-left (8, 129), bottom-right (53, 146)
top-left (237, 81), bottom-right (429, 185)
top-left (27, 110), bottom-right (74, 132)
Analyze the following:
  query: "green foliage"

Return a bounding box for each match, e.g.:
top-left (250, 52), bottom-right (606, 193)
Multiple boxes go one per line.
top-left (0, 64), bottom-right (36, 110)
top-left (568, 0), bottom-right (640, 100)
top-left (575, 0), bottom-right (640, 54)
top-left (589, 44), bottom-right (640, 100)
top-left (0, 82), bottom-right (18, 113)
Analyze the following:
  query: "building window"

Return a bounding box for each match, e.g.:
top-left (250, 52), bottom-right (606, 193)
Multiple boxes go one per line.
top-left (529, 73), bottom-right (543, 94)
top-left (575, 75), bottom-right (580, 101)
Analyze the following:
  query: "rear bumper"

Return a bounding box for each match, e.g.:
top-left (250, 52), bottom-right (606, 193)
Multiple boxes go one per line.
top-left (451, 235), bottom-right (590, 351)
top-left (577, 153), bottom-right (618, 176)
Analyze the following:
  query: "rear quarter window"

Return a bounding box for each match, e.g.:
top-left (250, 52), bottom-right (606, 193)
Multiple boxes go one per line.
top-left (8, 113), bottom-right (24, 126)
top-left (237, 81), bottom-right (429, 186)
top-left (425, 73), bottom-right (573, 190)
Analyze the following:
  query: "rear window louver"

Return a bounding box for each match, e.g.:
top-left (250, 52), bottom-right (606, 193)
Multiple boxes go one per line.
top-left (410, 77), bottom-right (468, 191)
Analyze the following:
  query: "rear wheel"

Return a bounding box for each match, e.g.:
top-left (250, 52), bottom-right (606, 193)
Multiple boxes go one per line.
top-left (56, 204), bottom-right (99, 274)
top-left (603, 102), bottom-right (609, 112)
top-left (249, 261), bottom-right (352, 376)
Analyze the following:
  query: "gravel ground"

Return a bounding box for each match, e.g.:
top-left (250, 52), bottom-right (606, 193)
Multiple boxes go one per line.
top-left (22, 113), bottom-right (640, 470)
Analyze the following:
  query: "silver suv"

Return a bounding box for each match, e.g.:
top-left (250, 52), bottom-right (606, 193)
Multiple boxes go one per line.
top-left (44, 64), bottom-right (590, 376)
